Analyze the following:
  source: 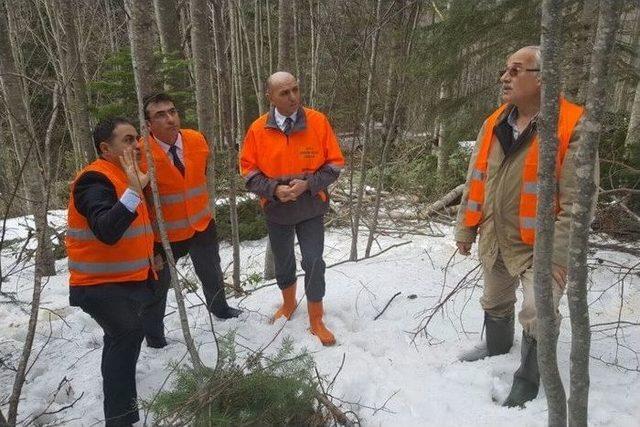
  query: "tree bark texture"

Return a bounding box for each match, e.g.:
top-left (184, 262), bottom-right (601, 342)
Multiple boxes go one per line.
top-left (277, 0), bottom-right (292, 71)
top-left (126, 0), bottom-right (160, 98)
top-left (350, 0), bottom-right (383, 261)
top-left (0, 0), bottom-right (56, 277)
top-left (536, 1), bottom-right (567, 425)
top-left (566, 2), bottom-right (621, 426)
top-left (128, 0), bottom-right (203, 370)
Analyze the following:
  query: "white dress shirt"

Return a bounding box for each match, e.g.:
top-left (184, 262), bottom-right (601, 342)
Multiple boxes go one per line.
top-left (274, 108), bottom-right (298, 132)
top-left (155, 132), bottom-right (185, 163)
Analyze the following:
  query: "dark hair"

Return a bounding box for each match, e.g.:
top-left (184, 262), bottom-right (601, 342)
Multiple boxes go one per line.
top-left (93, 117), bottom-right (133, 154)
top-left (143, 92), bottom-right (175, 120)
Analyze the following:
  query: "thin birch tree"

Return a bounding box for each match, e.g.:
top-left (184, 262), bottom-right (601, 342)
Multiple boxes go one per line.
top-left (350, 0), bottom-right (383, 261)
top-left (535, 0), bottom-right (567, 425)
top-left (127, 0), bottom-right (203, 369)
top-left (566, 1), bottom-right (621, 425)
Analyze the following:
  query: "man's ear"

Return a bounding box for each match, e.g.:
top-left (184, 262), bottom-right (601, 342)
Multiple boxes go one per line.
top-left (98, 141), bottom-right (110, 156)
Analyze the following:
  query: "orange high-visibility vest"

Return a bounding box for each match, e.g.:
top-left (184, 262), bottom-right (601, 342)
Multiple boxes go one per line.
top-left (464, 97), bottom-right (584, 245)
top-left (66, 159), bottom-right (155, 286)
top-left (239, 107), bottom-right (345, 208)
top-left (139, 129), bottom-right (212, 242)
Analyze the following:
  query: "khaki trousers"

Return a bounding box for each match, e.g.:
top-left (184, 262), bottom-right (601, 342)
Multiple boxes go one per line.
top-left (480, 252), bottom-right (563, 339)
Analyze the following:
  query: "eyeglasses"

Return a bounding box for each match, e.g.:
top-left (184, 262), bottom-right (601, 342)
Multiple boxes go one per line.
top-left (499, 66), bottom-right (540, 79)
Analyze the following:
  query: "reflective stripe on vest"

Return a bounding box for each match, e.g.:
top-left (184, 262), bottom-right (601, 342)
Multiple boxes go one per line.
top-left (67, 223), bottom-right (154, 240)
top-left (68, 258), bottom-right (150, 274)
top-left (141, 130), bottom-right (213, 242)
top-left (463, 98), bottom-right (584, 245)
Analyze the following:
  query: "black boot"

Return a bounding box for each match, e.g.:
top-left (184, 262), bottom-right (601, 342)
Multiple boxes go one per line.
top-left (459, 312), bottom-right (514, 362)
top-left (503, 332), bottom-right (540, 408)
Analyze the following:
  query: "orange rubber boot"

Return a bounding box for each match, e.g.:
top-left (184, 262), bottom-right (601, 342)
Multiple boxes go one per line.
top-left (272, 282), bottom-right (297, 322)
top-left (308, 301), bottom-right (336, 346)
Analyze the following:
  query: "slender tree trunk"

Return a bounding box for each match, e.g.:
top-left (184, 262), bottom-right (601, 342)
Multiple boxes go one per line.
top-left (308, 0), bottom-right (318, 107)
top-left (154, 0), bottom-right (188, 91)
top-left (277, 0), bottom-right (293, 71)
top-left (536, 1), bottom-right (567, 425)
top-left (435, 81), bottom-right (450, 178)
top-left (266, 0), bottom-right (273, 74)
top-left (127, 0), bottom-right (203, 370)
top-left (350, 0), bottom-right (382, 261)
top-left (190, 0), bottom-right (217, 214)
top-left (227, 0), bottom-right (242, 290)
top-left (563, 0), bottom-right (598, 103)
top-left (49, 0), bottom-right (94, 162)
top-left (567, 3), bottom-right (621, 426)
top-left (624, 19), bottom-right (640, 164)
top-left (0, 0), bottom-right (56, 277)
top-left (365, 1), bottom-right (419, 257)
top-left (126, 0), bottom-right (159, 98)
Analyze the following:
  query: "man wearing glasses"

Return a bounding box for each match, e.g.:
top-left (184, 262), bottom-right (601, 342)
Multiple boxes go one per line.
top-left (140, 93), bottom-right (241, 349)
top-left (454, 46), bottom-right (595, 407)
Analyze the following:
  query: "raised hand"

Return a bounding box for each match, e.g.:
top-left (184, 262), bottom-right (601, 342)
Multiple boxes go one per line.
top-left (120, 147), bottom-right (149, 195)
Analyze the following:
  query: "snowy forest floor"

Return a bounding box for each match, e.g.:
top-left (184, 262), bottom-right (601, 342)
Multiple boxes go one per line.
top-left (1, 211), bottom-right (639, 426)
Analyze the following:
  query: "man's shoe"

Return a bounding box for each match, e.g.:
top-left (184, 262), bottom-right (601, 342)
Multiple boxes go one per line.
top-left (503, 332), bottom-right (540, 407)
top-left (146, 336), bottom-right (168, 349)
top-left (459, 312), bottom-right (514, 362)
top-left (212, 306), bottom-right (242, 319)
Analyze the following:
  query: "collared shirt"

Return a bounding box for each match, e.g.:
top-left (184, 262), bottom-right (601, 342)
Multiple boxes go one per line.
top-left (155, 132), bottom-right (185, 163)
top-left (274, 108), bottom-right (298, 132)
top-left (506, 107), bottom-right (539, 141)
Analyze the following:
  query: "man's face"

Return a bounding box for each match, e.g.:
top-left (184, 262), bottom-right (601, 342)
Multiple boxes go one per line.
top-left (100, 123), bottom-right (139, 166)
top-left (267, 76), bottom-right (301, 117)
top-left (499, 49), bottom-right (541, 106)
top-left (146, 101), bottom-right (181, 144)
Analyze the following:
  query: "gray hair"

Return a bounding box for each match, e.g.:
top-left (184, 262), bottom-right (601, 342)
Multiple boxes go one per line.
top-left (523, 45), bottom-right (541, 69)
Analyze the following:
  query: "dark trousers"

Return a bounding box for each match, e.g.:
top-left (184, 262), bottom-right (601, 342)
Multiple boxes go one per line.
top-left (267, 215), bottom-right (326, 302)
top-left (70, 282), bottom-right (153, 426)
top-left (145, 220), bottom-right (229, 340)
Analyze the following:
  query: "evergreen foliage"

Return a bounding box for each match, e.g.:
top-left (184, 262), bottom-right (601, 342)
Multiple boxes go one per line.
top-left (149, 334), bottom-right (329, 426)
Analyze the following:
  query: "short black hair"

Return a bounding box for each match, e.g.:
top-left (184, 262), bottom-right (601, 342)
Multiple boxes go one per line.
top-left (143, 92), bottom-right (175, 120)
top-left (92, 117), bottom-right (133, 154)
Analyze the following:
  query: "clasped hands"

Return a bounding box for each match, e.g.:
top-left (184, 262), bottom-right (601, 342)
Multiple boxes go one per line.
top-left (275, 179), bottom-right (309, 202)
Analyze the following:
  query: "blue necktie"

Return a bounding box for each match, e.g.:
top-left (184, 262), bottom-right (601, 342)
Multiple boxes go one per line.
top-left (283, 117), bottom-right (294, 135)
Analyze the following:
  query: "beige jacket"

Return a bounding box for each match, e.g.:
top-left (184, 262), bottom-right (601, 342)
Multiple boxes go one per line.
top-left (454, 106), bottom-right (597, 276)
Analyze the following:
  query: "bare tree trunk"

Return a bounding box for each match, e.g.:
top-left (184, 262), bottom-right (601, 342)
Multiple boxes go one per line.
top-left (276, 0), bottom-right (292, 71)
top-left (563, 0), bottom-right (598, 103)
top-left (127, 0), bottom-right (203, 370)
top-left (154, 0), bottom-right (187, 91)
top-left (6, 210), bottom-right (48, 425)
top-left (126, 0), bottom-right (160, 98)
top-left (0, 2), bottom-right (54, 422)
top-left (365, 1), bottom-right (419, 257)
top-left (190, 0), bottom-right (217, 214)
top-left (350, 0), bottom-right (382, 261)
top-left (0, 0), bottom-right (56, 277)
top-left (536, 1), bottom-right (567, 425)
top-left (227, 0), bottom-right (242, 290)
top-left (435, 81), bottom-right (450, 178)
top-left (625, 20), bottom-right (640, 164)
top-left (567, 3), bottom-right (621, 426)
top-left (49, 0), bottom-right (94, 163)
top-left (308, 0), bottom-right (319, 107)
top-left (266, 0), bottom-right (273, 74)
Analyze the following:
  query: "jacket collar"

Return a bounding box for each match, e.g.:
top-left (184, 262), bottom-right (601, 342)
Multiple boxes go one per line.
top-left (265, 106), bottom-right (307, 134)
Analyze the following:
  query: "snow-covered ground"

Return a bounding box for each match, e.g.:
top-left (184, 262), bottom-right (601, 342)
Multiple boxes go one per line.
top-left (1, 213), bottom-right (639, 426)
